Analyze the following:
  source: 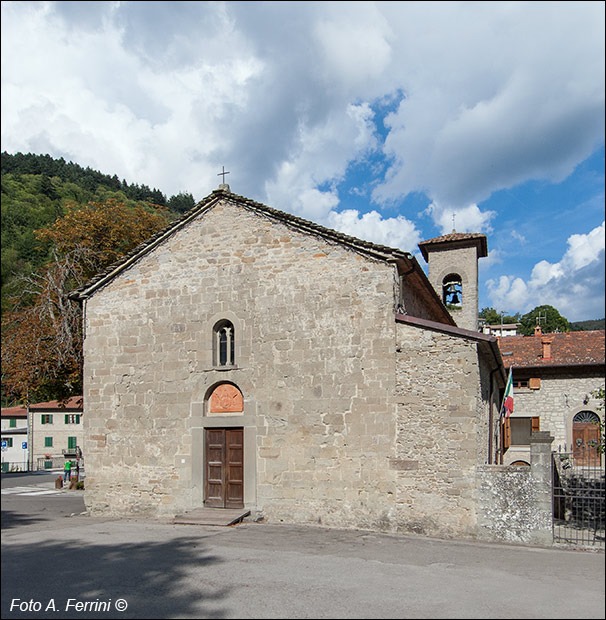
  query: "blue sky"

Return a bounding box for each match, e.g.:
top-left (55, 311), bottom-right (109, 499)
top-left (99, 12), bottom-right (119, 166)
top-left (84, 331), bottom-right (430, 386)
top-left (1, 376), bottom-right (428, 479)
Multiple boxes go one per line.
top-left (1, 1), bottom-right (604, 321)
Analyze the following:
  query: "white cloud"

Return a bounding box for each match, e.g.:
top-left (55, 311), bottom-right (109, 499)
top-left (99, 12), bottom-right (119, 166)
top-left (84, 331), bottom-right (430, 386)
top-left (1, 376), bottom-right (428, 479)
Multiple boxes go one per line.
top-left (424, 202), bottom-right (496, 235)
top-left (487, 222), bottom-right (606, 321)
top-left (372, 2), bottom-right (605, 208)
top-left (1, 1), bottom-right (604, 322)
top-left (3, 1), bottom-right (603, 208)
top-left (479, 249), bottom-right (503, 272)
top-left (265, 103), bottom-right (378, 220)
top-left (511, 230), bottom-right (526, 244)
top-left (326, 209), bottom-right (421, 254)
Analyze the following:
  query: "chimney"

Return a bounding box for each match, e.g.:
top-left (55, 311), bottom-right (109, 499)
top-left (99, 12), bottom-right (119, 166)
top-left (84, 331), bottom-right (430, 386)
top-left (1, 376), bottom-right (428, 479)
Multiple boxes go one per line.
top-left (541, 337), bottom-right (552, 360)
top-left (534, 324), bottom-right (542, 336)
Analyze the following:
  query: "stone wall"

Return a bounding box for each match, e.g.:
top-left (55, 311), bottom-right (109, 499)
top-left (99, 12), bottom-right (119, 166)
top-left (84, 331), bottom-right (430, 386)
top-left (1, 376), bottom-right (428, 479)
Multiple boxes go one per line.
top-left (393, 322), bottom-right (498, 539)
top-left (81, 197), bottom-right (523, 542)
top-left (82, 199), bottom-right (400, 523)
top-left (477, 432), bottom-right (554, 545)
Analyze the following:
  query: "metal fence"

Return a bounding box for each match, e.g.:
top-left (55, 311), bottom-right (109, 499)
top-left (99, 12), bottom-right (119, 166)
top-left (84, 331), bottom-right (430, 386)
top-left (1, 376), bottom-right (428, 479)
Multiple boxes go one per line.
top-left (552, 450), bottom-right (605, 548)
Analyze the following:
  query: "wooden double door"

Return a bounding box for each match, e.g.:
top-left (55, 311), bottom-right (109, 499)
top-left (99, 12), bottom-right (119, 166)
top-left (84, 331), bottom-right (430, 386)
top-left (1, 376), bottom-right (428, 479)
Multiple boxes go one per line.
top-left (205, 428), bottom-right (244, 508)
top-left (573, 422), bottom-right (601, 466)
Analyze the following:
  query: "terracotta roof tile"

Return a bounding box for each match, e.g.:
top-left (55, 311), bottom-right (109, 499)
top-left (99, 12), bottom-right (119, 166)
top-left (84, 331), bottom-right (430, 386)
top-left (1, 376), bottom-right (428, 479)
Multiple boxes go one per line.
top-left (498, 330), bottom-right (605, 369)
top-left (28, 397), bottom-right (83, 411)
top-left (418, 232), bottom-right (488, 261)
top-left (1, 406), bottom-right (27, 418)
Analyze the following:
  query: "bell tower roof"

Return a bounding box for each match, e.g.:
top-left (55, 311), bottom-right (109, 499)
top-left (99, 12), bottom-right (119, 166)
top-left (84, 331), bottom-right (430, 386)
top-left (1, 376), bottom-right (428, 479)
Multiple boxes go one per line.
top-left (418, 232), bottom-right (488, 263)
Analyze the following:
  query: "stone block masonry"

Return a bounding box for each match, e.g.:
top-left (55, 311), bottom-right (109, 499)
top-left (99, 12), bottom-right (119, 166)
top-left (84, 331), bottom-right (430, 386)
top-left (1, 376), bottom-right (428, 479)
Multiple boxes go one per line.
top-left (80, 195), bottom-right (525, 544)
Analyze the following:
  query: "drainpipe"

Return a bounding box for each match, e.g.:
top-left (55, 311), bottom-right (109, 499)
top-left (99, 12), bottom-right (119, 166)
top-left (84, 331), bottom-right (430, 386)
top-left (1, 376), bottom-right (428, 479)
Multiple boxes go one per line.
top-left (488, 366), bottom-right (501, 464)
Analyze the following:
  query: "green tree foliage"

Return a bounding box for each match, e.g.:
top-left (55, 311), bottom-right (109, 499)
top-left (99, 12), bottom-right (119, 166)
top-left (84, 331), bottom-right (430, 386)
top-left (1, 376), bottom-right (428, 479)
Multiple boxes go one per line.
top-left (569, 318), bottom-right (605, 331)
top-left (479, 307), bottom-right (520, 325)
top-left (1, 199), bottom-right (172, 403)
top-left (591, 388), bottom-right (605, 454)
top-left (518, 304), bottom-right (571, 336)
top-left (167, 191), bottom-right (196, 213)
top-left (1, 152), bottom-right (191, 313)
top-left (1, 152), bottom-right (168, 205)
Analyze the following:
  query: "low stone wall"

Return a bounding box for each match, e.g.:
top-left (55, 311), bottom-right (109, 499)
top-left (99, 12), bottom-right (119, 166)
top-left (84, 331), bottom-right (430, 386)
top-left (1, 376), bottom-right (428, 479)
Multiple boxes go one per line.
top-left (477, 432), bottom-right (554, 545)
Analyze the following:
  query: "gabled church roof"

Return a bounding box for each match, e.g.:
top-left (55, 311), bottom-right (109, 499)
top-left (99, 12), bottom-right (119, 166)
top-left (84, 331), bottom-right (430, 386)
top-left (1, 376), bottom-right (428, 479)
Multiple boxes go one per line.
top-left (69, 188), bottom-right (452, 326)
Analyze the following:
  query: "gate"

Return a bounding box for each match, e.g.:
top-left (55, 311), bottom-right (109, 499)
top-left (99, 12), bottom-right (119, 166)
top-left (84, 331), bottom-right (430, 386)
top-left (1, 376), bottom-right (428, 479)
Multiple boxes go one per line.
top-left (552, 450), bottom-right (605, 548)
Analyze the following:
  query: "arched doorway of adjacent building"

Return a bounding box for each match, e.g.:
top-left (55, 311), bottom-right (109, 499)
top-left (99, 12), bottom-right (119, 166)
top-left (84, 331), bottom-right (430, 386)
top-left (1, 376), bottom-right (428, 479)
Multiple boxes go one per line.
top-left (572, 410), bottom-right (601, 466)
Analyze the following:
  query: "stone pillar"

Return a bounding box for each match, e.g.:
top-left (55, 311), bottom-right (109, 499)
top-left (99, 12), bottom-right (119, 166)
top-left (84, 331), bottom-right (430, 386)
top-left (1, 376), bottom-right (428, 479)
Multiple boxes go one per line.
top-left (529, 431), bottom-right (554, 545)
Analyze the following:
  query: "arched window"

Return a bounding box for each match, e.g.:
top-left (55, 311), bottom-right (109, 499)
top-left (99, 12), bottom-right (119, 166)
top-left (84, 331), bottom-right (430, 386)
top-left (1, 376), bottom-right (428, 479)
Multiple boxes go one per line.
top-left (442, 273), bottom-right (463, 308)
top-left (573, 411), bottom-right (600, 424)
top-left (214, 320), bottom-right (235, 366)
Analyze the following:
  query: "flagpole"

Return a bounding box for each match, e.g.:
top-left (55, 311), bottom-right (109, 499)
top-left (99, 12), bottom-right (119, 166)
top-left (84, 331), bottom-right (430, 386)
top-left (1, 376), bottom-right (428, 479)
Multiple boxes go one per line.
top-left (498, 367), bottom-right (514, 463)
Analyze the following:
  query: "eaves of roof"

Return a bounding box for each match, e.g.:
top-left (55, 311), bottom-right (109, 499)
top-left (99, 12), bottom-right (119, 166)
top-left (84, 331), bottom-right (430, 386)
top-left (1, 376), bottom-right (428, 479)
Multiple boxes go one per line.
top-left (1, 407), bottom-right (27, 418)
top-left (28, 397), bottom-right (83, 412)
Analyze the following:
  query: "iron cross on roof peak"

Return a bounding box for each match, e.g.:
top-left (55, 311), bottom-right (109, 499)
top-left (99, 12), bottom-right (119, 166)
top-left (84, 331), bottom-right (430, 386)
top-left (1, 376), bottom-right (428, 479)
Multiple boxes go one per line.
top-left (217, 166), bottom-right (230, 189)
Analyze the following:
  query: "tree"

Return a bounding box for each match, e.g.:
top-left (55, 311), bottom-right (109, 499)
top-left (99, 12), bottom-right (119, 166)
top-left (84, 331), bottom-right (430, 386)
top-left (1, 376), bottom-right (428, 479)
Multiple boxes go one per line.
top-left (167, 191), bottom-right (196, 214)
top-left (591, 388), bottom-right (605, 454)
top-left (1, 199), bottom-right (171, 402)
top-left (35, 199), bottom-right (171, 276)
top-left (1, 248), bottom-right (88, 402)
top-left (518, 305), bottom-right (571, 336)
top-left (479, 307), bottom-right (520, 325)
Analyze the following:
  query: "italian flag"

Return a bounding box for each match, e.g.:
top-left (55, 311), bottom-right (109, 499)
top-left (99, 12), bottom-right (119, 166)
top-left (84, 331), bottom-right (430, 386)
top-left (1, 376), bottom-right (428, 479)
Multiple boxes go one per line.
top-left (502, 367), bottom-right (514, 418)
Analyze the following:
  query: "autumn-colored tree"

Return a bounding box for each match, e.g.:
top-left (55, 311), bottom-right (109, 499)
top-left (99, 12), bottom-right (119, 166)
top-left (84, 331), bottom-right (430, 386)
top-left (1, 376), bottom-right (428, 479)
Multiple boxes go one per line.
top-left (1, 200), bottom-right (171, 403)
top-left (35, 199), bottom-right (171, 277)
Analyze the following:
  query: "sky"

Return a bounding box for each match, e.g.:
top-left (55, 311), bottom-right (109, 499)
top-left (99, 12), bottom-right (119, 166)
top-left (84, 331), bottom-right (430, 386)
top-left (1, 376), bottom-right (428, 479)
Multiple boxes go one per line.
top-left (1, 1), bottom-right (604, 322)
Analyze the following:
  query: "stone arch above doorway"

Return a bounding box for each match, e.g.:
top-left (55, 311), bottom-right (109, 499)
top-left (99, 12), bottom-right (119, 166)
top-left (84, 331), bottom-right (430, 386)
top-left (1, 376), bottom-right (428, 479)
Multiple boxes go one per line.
top-left (208, 383), bottom-right (244, 415)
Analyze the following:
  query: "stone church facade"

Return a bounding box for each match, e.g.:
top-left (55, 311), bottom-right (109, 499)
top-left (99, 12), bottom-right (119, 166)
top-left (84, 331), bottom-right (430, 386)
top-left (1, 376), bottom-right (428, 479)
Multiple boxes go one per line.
top-left (72, 186), bottom-right (506, 540)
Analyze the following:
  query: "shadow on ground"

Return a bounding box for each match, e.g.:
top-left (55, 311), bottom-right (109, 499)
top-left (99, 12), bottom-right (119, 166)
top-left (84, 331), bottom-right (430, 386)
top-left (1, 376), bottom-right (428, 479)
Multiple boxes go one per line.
top-left (1, 534), bottom-right (229, 618)
top-left (1, 509), bottom-right (47, 530)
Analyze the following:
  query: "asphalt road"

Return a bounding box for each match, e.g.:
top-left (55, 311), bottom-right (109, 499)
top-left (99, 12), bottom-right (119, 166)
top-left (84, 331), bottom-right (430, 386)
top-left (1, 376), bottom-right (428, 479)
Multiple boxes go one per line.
top-left (2, 472), bottom-right (605, 619)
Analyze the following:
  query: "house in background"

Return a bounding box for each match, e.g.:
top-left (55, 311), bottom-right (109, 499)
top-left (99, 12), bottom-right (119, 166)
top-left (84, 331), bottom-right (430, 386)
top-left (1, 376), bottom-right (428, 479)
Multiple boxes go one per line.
top-left (481, 323), bottom-right (520, 337)
top-left (28, 397), bottom-right (84, 470)
top-left (498, 326), bottom-right (605, 466)
top-left (1, 405), bottom-right (28, 472)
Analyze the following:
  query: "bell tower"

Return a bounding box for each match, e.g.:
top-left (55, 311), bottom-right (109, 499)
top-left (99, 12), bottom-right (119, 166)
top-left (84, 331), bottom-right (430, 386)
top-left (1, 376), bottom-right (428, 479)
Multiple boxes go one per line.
top-left (418, 231), bottom-right (487, 331)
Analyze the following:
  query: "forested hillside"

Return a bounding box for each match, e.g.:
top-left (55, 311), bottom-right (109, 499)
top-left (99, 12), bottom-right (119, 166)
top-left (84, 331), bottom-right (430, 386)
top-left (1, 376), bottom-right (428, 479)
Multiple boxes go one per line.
top-left (1, 152), bottom-right (195, 312)
top-left (569, 318), bottom-right (605, 331)
top-left (1, 152), bottom-right (198, 405)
